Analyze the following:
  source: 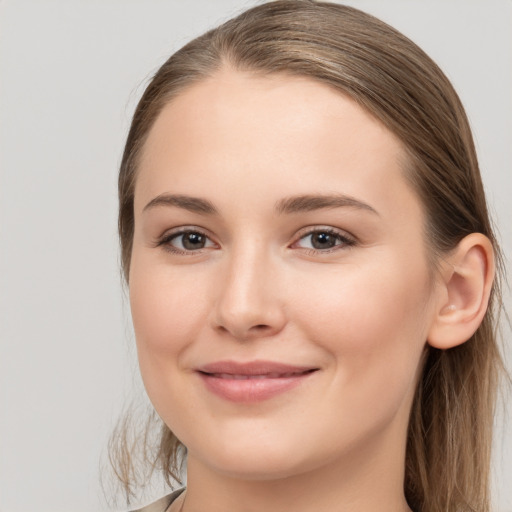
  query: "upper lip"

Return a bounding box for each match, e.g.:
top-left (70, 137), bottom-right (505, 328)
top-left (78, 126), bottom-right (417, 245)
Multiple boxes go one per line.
top-left (197, 360), bottom-right (318, 377)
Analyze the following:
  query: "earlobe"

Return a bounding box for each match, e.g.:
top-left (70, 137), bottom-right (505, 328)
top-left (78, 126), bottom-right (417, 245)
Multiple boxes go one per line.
top-left (427, 233), bottom-right (495, 350)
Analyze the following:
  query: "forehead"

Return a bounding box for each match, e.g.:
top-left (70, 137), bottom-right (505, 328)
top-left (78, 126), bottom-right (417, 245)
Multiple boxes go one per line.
top-left (135, 69), bottom-right (418, 222)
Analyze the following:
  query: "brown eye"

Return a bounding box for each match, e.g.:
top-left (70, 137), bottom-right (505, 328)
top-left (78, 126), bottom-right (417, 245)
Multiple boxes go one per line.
top-left (310, 232), bottom-right (338, 250)
top-left (181, 232), bottom-right (207, 250)
top-left (295, 228), bottom-right (356, 252)
top-left (162, 230), bottom-right (215, 253)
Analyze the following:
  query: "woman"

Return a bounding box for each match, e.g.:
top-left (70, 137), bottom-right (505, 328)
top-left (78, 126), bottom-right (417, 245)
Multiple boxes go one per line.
top-left (112, 1), bottom-right (505, 511)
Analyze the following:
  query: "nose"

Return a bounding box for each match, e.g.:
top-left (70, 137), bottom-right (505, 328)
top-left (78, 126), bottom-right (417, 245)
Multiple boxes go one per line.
top-left (211, 246), bottom-right (287, 341)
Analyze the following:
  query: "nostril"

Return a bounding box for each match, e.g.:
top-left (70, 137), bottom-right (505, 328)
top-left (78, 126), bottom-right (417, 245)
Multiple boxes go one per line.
top-left (253, 324), bottom-right (270, 331)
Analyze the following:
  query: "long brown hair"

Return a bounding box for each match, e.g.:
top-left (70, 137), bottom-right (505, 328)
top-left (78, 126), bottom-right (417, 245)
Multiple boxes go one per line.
top-left (113, 2), bottom-right (505, 510)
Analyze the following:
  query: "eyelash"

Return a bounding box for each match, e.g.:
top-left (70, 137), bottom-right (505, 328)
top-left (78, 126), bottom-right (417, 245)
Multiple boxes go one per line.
top-left (156, 228), bottom-right (215, 255)
top-left (155, 227), bottom-right (357, 256)
top-left (293, 227), bottom-right (356, 255)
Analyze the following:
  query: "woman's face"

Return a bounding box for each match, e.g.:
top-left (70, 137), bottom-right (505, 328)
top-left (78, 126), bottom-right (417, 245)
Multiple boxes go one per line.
top-left (130, 70), bottom-right (439, 480)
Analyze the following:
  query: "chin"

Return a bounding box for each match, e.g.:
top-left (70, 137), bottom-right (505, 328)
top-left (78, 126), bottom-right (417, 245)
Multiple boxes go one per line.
top-left (188, 433), bottom-right (327, 482)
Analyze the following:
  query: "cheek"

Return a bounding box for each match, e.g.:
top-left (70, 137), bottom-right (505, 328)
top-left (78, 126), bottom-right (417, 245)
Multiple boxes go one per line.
top-left (129, 265), bottom-right (210, 419)
top-left (128, 257), bottom-right (212, 409)
top-left (130, 268), bottom-right (203, 352)
top-left (291, 254), bottom-right (432, 409)
top-left (294, 251), bottom-right (432, 345)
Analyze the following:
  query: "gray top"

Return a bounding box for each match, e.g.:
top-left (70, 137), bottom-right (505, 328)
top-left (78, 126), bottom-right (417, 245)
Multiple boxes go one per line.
top-left (131, 488), bottom-right (185, 512)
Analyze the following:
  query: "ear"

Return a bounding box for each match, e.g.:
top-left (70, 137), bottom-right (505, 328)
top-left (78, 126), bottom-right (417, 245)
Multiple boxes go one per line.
top-left (427, 233), bottom-right (495, 349)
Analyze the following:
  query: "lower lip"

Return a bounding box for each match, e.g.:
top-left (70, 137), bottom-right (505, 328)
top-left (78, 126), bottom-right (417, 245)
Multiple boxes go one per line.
top-left (198, 371), bottom-right (315, 403)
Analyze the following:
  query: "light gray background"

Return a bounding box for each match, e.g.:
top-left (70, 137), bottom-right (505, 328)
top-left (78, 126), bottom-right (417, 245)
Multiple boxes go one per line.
top-left (0, 1), bottom-right (510, 511)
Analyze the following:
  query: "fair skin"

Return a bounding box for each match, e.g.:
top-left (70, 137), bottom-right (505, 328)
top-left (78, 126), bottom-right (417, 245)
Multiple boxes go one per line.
top-left (129, 69), bottom-right (493, 512)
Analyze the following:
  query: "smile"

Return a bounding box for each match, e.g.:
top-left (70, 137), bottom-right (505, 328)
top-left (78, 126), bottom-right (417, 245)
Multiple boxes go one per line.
top-left (208, 372), bottom-right (311, 380)
top-left (196, 361), bottom-right (318, 403)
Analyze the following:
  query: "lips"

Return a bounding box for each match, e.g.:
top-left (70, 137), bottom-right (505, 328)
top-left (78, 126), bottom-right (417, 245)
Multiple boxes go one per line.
top-left (196, 361), bottom-right (318, 403)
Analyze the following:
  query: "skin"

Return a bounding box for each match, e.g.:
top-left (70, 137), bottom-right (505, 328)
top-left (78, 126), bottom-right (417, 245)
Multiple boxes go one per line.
top-left (129, 69), bottom-right (447, 512)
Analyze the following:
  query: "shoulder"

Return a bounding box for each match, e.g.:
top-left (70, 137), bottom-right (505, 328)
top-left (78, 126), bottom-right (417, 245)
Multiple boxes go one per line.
top-left (130, 488), bottom-right (185, 512)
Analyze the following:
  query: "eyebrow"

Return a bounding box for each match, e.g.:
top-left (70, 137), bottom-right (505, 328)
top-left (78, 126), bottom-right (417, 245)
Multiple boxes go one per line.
top-left (143, 193), bottom-right (378, 216)
top-left (275, 194), bottom-right (379, 216)
top-left (143, 194), bottom-right (218, 215)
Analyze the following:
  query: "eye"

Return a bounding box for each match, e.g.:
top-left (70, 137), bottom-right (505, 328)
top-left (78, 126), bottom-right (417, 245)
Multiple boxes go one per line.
top-left (158, 229), bottom-right (216, 254)
top-left (293, 228), bottom-right (356, 252)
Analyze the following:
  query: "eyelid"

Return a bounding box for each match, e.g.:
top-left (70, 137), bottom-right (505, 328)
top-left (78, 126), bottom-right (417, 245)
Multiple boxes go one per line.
top-left (290, 225), bottom-right (357, 252)
top-left (155, 226), bottom-right (218, 255)
top-left (153, 224), bottom-right (357, 255)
